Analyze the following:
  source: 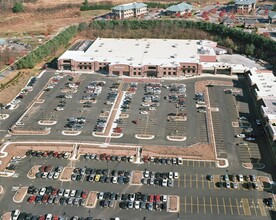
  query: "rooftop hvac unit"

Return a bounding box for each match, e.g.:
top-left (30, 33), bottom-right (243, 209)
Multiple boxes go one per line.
top-left (95, 50), bottom-right (98, 52)
top-left (109, 50), bottom-right (112, 52)
top-left (144, 51), bottom-right (148, 53)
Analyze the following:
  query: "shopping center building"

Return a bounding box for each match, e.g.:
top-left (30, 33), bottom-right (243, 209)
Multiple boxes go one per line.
top-left (58, 38), bottom-right (246, 77)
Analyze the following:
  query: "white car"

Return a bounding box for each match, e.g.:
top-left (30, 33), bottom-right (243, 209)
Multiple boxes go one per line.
top-left (162, 178), bottom-right (168, 187)
top-left (45, 214), bottom-right (52, 220)
top-left (149, 107), bottom-right (157, 111)
top-left (129, 193), bottom-right (135, 201)
top-left (162, 195), bottom-right (168, 202)
top-left (238, 174), bottom-right (244, 182)
top-left (245, 137), bottom-right (255, 141)
top-left (112, 176), bottom-right (118, 184)
top-left (236, 134), bottom-right (246, 138)
top-left (177, 158), bottom-right (183, 165)
top-left (144, 170), bottom-right (150, 178)
top-left (141, 102), bottom-right (150, 107)
top-left (98, 192), bottom-right (104, 200)
top-left (39, 187), bottom-right (46, 196)
top-left (174, 172), bottom-right (179, 179)
top-left (140, 111), bottom-right (148, 115)
top-left (70, 189), bottom-right (76, 197)
top-left (56, 107), bottom-right (64, 111)
top-left (169, 172), bottom-right (173, 179)
top-left (134, 201), bottom-right (140, 209)
top-left (12, 210), bottom-right (20, 220)
top-left (53, 172), bottom-right (60, 179)
top-left (129, 156), bottom-right (134, 162)
top-left (64, 189), bottom-right (70, 197)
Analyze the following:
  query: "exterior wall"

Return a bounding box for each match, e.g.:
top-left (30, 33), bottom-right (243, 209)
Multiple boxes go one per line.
top-left (112, 6), bottom-right (147, 19)
top-left (235, 3), bottom-right (255, 14)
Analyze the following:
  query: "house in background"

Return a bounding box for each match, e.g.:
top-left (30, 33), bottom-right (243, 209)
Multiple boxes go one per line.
top-left (222, 17), bottom-right (236, 27)
top-left (166, 2), bottom-right (193, 17)
top-left (235, 0), bottom-right (257, 14)
top-left (243, 18), bottom-right (257, 28)
top-left (268, 11), bottom-right (276, 23)
top-left (112, 2), bottom-right (147, 19)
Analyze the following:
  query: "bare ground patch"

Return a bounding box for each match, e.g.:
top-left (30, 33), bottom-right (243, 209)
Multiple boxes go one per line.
top-left (60, 167), bottom-right (74, 181)
top-left (86, 191), bottom-right (98, 208)
top-left (131, 170), bottom-right (143, 185)
top-left (13, 187), bottom-right (28, 203)
top-left (27, 165), bottom-right (40, 179)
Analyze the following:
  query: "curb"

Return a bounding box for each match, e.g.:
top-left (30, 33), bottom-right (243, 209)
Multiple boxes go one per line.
top-left (13, 187), bottom-right (28, 203)
top-left (166, 136), bottom-right (187, 142)
top-left (216, 158), bottom-right (229, 168)
top-left (135, 134), bottom-right (155, 140)
top-left (61, 131), bottom-right (81, 136)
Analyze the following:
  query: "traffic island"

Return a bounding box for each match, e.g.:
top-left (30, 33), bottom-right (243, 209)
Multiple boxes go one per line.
top-left (62, 130), bottom-right (81, 136)
top-left (1, 212), bottom-right (11, 220)
top-left (119, 113), bottom-right (129, 118)
top-left (166, 136), bottom-right (186, 141)
top-left (38, 120), bottom-right (57, 126)
top-left (80, 99), bottom-right (97, 104)
top-left (0, 114), bottom-right (9, 120)
top-left (13, 186), bottom-right (28, 203)
top-left (27, 165), bottom-right (40, 179)
top-left (110, 133), bottom-right (123, 138)
top-left (135, 134), bottom-right (155, 140)
top-left (167, 195), bottom-right (180, 213)
top-left (258, 176), bottom-right (272, 190)
top-left (10, 129), bottom-right (50, 135)
top-left (86, 191), bottom-right (98, 208)
top-left (242, 163), bottom-right (265, 170)
top-left (60, 167), bottom-right (74, 181)
top-left (130, 170), bottom-right (143, 185)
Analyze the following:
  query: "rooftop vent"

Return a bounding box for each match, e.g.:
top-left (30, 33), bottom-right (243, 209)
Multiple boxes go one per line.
top-left (109, 50), bottom-right (112, 52)
top-left (95, 50), bottom-right (98, 52)
top-left (144, 51), bottom-right (148, 53)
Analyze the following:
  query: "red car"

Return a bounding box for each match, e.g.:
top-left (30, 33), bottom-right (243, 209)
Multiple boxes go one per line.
top-left (100, 154), bottom-right (106, 161)
top-left (42, 151), bottom-right (48, 157)
top-left (28, 195), bottom-right (36, 203)
top-left (51, 188), bottom-right (58, 196)
top-left (39, 165), bottom-right (46, 172)
top-left (45, 165), bottom-right (53, 172)
top-left (39, 216), bottom-right (45, 220)
top-left (81, 190), bottom-right (88, 199)
top-left (149, 194), bottom-right (154, 203)
top-left (155, 194), bottom-right (161, 203)
top-left (42, 195), bottom-right (49, 203)
top-left (53, 152), bottom-right (59, 158)
top-left (52, 216), bottom-right (59, 220)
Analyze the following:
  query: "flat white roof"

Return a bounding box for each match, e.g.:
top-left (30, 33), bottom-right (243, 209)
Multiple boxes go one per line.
top-left (249, 68), bottom-right (276, 130)
top-left (59, 38), bottom-right (217, 67)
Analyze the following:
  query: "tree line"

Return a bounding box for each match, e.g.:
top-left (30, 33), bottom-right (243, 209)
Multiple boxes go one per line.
top-left (85, 20), bottom-right (276, 66)
top-left (16, 26), bottom-right (77, 69)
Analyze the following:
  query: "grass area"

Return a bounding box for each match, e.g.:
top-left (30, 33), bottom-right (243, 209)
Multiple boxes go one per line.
top-left (80, 10), bottom-right (110, 17)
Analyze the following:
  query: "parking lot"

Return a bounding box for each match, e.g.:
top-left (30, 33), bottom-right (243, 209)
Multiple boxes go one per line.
top-left (1, 151), bottom-right (274, 220)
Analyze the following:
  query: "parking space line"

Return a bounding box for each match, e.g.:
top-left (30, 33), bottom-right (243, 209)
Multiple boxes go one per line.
top-left (236, 198), bottom-right (240, 215)
top-left (210, 197), bottom-right (213, 214)
top-left (223, 197), bottom-right (226, 215)
top-left (190, 174), bottom-right (192, 188)
top-left (203, 197), bottom-right (206, 214)
top-left (203, 161), bottom-right (206, 167)
top-left (193, 160), bottom-right (195, 167)
top-left (208, 180), bottom-right (211, 189)
top-left (185, 196), bottom-right (187, 213)
top-left (258, 199), bottom-right (267, 216)
top-left (191, 196), bottom-right (193, 214)
top-left (197, 196), bottom-right (199, 213)
top-left (252, 200), bottom-right (257, 216)
top-left (183, 173), bottom-right (186, 188)
top-left (196, 174), bottom-right (198, 189)
top-left (229, 198), bottom-right (233, 215)
top-left (178, 176), bottom-right (180, 188)
top-left (216, 197), bottom-right (219, 214)
top-left (241, 198), bottom-right (251, 216)
top-left (187, 160), bottom-right (189, 167)
top-left (201, 174), bottom-right (204, 189)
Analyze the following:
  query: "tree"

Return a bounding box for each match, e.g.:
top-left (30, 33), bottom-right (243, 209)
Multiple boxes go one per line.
top-left (12, 2), bottom-right (24, 13)
top-left (245, 44), bottom-right (255, 56)
top-left (272, 3), bottom-right (276, 12)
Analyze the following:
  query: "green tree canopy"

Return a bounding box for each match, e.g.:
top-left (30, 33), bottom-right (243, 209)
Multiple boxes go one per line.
top-left (12, 2), bottom-right (24, 13)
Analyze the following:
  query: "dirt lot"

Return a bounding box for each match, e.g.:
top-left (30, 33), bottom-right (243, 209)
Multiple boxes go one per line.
top-left (131, 170), bottom-right (143, 185)
top-left (27, 165), bottom-right (40, 179)
top-left (60, 167), bottom-right (74, 181)
top-left (86, 191), bottom-right (98, 208)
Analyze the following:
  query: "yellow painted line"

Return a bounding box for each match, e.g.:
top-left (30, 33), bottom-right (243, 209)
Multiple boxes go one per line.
top-left (229, 198), bottom-right (233, 215)
top-left (216, 197), bottom-right (219, 214)
top-left (258, 199), bottom-right (267, 216)
top-left (203, 197), bottom-right (206, 214)
top-left (191, 196), bottom-right (193, 214)
top-left (197, 196), bottom-right (199, 213)
top-left (223, 197), bottom-right (226, 215)
top-left (241, 198), bottom-right (251, 216)
top-left (236, 198), bottom-right (240, 215)
top-left (196, 174), bottom-right (198, 189)
top-left (190, 173), bottom-right (192, 188)
top-left (210, 197), bottom-right (213, 214)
